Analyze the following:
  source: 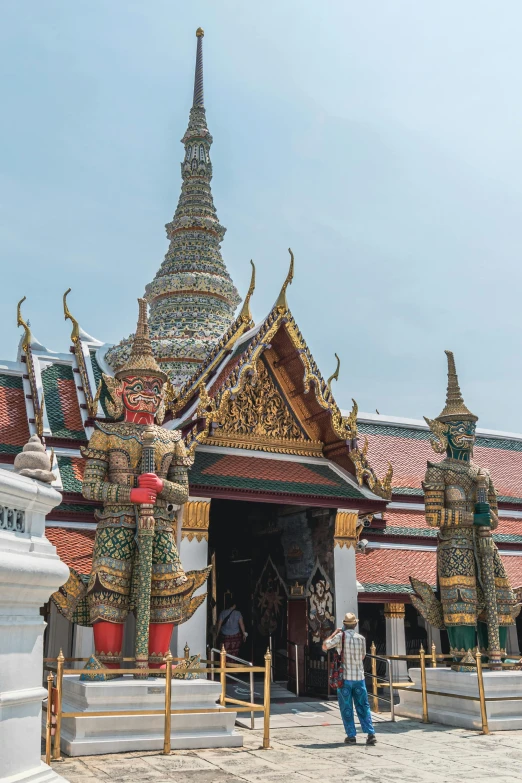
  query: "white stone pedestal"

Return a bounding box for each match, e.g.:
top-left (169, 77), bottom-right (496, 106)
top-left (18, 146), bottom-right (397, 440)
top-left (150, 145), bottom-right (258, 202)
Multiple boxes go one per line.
top-left (58, 676), bottom-right (242, 756)
top-left (396, 667), bottom-right (522, 731)
top-left (0, 469), bottom-right (69, 783)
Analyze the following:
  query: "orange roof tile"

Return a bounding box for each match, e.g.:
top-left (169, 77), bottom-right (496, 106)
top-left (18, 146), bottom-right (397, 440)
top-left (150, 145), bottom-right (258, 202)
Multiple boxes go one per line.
top-left (356, 548), bottom-right (436, 590)
top-left (0, 375), bottom-right (30, 453)
top-left (46, 527), bottom-right (95, 575)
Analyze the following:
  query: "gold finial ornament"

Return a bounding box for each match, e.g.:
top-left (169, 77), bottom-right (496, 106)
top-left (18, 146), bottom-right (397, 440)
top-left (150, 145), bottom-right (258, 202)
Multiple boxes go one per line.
top-left (196, 27), bottom-right (204, 37)
top-left (63, 288), bottom-right (80, 343)
top-left (115, 299), bottom-right (167, 382)
top-left (239, 260), bottom-right (256, 322)
top-left (436, 350), bottom-right (477, 423)
top-left (16, 296), bottom-right (32, 352)
top-left (327, 353), bottom-right (340, 392)
top-left (275, 248), bottom-right (294, 311)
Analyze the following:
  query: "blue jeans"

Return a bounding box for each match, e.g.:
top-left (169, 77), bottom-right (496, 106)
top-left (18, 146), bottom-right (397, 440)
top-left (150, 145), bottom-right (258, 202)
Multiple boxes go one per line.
top-left (337, 679), bottom-right (375, 737)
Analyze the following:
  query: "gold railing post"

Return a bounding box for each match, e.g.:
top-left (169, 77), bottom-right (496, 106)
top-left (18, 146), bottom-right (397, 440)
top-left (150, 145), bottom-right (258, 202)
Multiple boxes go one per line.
top-left (262, 648), bottom-right (271, 749)
top-left (419, 645), bottom-right (430, 724)
top-left (370, 642), bottom-right (379, 712)
top-left (163, 652), bottom-right (173, 755)
top-left (220, 645), bottom-right (227, 706)
top-left (431, 642), bottom-right (437, 668)
top-left (184, 642), bottom-right (190, 660)
top-left (52, 650), bottom-right (64, 760)
top-left (45, 673), bottom-right (53, 766)
top-left (476, 650), bottom-right (489, 735)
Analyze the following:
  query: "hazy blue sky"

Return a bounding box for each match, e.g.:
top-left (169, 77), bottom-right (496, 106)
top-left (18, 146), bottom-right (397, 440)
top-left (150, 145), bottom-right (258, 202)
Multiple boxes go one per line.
top-left (1, 1), bottom-right (522, 430)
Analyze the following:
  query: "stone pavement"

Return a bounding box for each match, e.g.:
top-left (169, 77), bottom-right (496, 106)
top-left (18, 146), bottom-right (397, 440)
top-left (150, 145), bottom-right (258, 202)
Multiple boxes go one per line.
top-left (49, 713), bottom-right (522, 783)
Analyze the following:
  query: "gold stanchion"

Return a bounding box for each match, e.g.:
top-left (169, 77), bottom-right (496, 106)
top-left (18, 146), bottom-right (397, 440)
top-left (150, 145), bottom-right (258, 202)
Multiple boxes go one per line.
top-left (419, 645), bottom-right (430, 724)
top-left (220, 645), bottom-right (227, 706)
top-left (45, 674), bottom-right (53, 766)
top-left (370, 642), bottom-right (379, 712)
top-left (262, 648), bottom-right (271, 749)
top-left (52, 649), bottom-right (64, 760)
top-left (476, 650), bottom-right (489, 735)
top-left (163, 652), bottom-right (173, 755)
top-left (431, 642), bottom-right (437, 668)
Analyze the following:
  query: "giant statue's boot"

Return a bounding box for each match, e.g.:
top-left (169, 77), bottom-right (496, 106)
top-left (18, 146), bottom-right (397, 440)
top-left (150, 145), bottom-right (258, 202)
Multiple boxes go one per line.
top-left (93, 620), bottom-right (124, 669)
top-left (148, 622), bottom-right (175, 669)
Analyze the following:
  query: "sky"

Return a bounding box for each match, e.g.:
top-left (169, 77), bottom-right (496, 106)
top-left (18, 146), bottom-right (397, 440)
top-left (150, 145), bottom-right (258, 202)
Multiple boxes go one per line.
top-left (1, 1), bottom-right (522, 431)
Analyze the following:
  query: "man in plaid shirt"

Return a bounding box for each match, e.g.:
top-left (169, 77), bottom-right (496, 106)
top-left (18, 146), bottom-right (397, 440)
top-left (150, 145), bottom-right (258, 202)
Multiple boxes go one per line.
top-left (323, 612), bottom-right (376, 745)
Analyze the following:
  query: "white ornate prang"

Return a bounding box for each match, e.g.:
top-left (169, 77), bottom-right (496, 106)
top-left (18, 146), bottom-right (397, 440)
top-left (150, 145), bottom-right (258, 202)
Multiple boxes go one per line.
top-left (106, 30), bottom-right (241, 389)
top-left (0, 468), bottom-right (69, 782)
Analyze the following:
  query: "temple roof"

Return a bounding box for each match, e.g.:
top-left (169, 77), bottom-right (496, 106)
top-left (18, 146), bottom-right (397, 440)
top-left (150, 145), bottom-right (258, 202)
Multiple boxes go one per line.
top-left (356, 413), bottom-right (522, 506)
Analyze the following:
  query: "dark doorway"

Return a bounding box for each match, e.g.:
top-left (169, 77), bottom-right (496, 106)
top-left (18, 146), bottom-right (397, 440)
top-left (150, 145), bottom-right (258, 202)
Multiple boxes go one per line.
top-left (208, 498), bottom-right (288, 669)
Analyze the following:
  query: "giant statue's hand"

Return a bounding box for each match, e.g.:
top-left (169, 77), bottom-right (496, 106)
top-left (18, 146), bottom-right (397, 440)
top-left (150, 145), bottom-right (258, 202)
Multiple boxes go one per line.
top-left (138, 473), bottom-right (164, 493)
top-left (474, 501), bottom-right (491, 527)
top-left (130, 487), bottom-right (157, 504)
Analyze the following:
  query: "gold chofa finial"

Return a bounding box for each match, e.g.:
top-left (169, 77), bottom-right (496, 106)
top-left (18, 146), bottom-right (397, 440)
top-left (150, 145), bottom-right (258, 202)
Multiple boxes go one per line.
top-left (436, 350), bottom-right (477, 423)
top-left (239, 260), bottom-right (256, 322)
top-left (63, 288), bottom-right (80, 343)
top-left (327, 353), bottom-right (340, 392)
top-left (115, 298), bottom-right (167, 382)
top-left (16, 296), bottom-right (32, 352)
top-left (275, 248), bottom-right (294, 311)
top-left (196, 27), bottom-right (204, 37)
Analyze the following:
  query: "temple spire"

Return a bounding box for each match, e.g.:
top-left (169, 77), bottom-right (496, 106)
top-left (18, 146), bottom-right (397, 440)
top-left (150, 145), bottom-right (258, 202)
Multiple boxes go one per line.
top-left (106, 30), bottom-right (241, 390)
top-left (193, 28), bottom-right (205, 108)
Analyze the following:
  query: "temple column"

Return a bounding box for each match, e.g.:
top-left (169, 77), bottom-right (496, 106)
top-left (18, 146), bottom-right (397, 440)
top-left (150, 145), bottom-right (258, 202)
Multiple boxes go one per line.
top-left (426, 624), bottom-right (442, 655)
top-left (175, 498), bottom-right (211, 658)
top-left (384, 603), bottom-right (409, 683)
top-left (333, 510), bottom-right (361, 627)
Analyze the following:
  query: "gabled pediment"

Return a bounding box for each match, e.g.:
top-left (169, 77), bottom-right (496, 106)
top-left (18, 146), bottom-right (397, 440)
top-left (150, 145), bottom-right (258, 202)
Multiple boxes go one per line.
top-left (203, 354), bottom-right (324, 456)
top-left (172, 299), bottom-right (392, 499)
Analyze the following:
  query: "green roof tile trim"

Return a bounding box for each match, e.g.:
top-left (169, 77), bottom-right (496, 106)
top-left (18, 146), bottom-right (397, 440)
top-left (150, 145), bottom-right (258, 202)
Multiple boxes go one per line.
top-left (358, 420), bottom-right (522, 453)
top-left (57, 456), bottom-right (83, 493)
top-left (359, 583), bottom-right (420, 593)
top-left (41, 363), bottom-right (85, 439)
top-left (385, 526), bottom-right (437, 539)
top-left (393, 487), bottom-right (424, 496)
top-left (54, 502), bottom-right (98, 514)
top-left (379, 526), bottom-right (522, 544)
top-left (190, 451), bottom-right (366, 499)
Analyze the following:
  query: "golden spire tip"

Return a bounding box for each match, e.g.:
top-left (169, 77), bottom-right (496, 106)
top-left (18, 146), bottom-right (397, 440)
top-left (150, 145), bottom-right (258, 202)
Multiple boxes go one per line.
top-left (196, 27), bottom-right (204, 37)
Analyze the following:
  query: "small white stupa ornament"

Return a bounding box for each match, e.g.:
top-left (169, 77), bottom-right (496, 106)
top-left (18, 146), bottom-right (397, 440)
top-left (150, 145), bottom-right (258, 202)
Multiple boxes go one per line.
top-left (14, 434), bottom-right (55, 483)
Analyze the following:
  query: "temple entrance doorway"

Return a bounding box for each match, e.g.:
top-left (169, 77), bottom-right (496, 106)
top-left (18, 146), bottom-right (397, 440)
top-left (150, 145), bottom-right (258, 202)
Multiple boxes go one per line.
top-left (208, 498), bottom-right (336, 696)
top-left (208, 499), bottom-right (289, 674)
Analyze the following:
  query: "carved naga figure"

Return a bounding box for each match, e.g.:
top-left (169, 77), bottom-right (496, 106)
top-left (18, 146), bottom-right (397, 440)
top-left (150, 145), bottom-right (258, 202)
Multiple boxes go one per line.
top-left (53, 299), bottom-right (209, 674)
top-left (410, 351), bottom-right (519, 668)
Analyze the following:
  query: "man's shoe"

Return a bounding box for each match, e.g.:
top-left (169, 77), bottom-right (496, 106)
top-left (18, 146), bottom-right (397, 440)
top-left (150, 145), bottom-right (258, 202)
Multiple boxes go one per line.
top-left (344, 736), bottom-right (356, 744)
top-left (366, 733), bottom-right (377, 746)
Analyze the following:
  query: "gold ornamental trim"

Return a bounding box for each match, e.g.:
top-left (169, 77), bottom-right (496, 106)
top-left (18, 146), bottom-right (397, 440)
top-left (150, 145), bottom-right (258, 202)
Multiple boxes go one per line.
top-left (181, 499), bottom-right (211, 542)
top-left (204, 433), bottom-right (324, 456)
top-left (334, 510), bottom-right (361, 549)
top-left (439, 575), bottom-right (476, 587)
top-left (384, 602), bottom-right (406, 619)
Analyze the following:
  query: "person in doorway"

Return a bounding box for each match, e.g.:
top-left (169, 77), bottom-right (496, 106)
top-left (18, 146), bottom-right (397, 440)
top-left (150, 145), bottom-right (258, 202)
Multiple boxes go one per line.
top-left (216, 595), bottom-right (247, 657)
top-left (322, 612), bottom-right (376, 746)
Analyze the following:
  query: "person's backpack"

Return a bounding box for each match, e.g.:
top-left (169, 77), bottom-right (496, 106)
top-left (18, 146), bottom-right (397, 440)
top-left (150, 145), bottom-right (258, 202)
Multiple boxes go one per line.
top-left (328, 631), bottom-right (345, 689)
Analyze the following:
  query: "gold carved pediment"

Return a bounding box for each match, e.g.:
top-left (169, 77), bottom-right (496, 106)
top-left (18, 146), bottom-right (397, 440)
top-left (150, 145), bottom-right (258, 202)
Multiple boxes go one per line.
top-left (204, 358), bottom-right (323, 456)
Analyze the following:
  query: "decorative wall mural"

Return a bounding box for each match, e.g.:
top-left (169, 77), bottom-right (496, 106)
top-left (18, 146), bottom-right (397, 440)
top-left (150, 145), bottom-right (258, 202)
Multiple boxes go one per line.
top-left (307, 560), bottom-right (335, 646)
top-left (280, 512), bottom-right (315, 581)
top-left (254, 556), bottom-right (288, 638)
